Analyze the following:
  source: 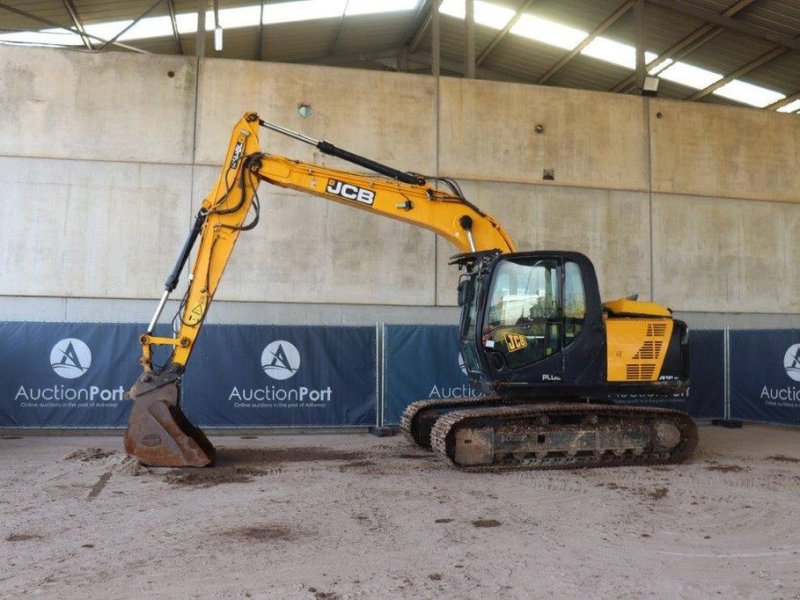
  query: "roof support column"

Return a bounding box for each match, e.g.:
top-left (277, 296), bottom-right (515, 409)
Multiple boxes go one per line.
top-left (634, 0), bottom-right (645, 91)
top-left (465, 0), bottom-right (475, 79)
top-left (166, 0), bottom-right (182, 54)
top-left (431, 0), bottom-right (440, 77)
top-left (196, 0), bottom-right (206, 57)
top-left (257, 0), bottom-right (265, 60)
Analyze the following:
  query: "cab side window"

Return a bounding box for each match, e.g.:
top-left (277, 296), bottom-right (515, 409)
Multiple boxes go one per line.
top-left (563, 261), bottom-right (586, 346)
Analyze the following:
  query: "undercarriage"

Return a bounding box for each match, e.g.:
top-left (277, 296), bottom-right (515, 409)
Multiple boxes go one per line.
top-left (401, 397), bottom-right (698, 471)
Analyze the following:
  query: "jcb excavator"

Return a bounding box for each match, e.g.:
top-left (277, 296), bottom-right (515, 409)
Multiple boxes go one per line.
top-left (124, 112), bottom-right (697, 470)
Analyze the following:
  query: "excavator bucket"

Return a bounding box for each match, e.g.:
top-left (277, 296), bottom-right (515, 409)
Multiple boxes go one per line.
top-left (124, 376), bottom-right (215, 467)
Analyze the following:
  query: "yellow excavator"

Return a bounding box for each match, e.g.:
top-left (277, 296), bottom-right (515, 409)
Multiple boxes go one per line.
top-left (124, 112), bottom-right (697, 470)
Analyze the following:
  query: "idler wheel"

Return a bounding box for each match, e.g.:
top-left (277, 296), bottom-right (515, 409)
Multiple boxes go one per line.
top-left (652, 420), bottom-right (682, 451)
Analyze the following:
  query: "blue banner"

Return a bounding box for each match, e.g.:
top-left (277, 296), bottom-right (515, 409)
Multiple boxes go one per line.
top-left (611, 330), bottom-right (724, 418)
top-left (383, 325), bottom-right (479, 425)
top-left (730, 329), bottom-right (800, 426)
top-left (384, 326), bottom-right (724, 424)
top-left (182, 325), bottom-right (377, 427)
top-left (0, 322), bottom-right (140, 428)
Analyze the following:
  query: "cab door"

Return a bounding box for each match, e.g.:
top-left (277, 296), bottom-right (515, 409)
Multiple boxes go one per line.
top-left (478, 253), bottom-right (604, 387)
top-left (480, 256), bottom-right (564, 382)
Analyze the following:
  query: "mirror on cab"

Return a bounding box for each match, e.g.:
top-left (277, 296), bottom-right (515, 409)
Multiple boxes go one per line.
top-left (457, 277), bottom-right (474, 307)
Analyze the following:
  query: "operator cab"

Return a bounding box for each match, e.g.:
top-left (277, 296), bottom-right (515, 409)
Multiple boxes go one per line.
top-left (455, 251), bottom-right (605, 395)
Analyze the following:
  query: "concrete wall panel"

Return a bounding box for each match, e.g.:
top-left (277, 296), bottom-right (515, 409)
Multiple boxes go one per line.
top-left (0, 157), bottom-right (192, 298)
top-left (439, 78), bottom-right (648, 191)
top-left (195, 60), bottom-right (436, 174)
top-left (0, 46), bottom-right (196, 164)
top-left (650, 100), bottom-right (800, 203)
top-left (652, 193), bottom-right (800, 313)
top-left (191, 166), bottom-right (436, 305)
top-left (4, 46), bottom-right (800, 321)
top-left (435, 181), bottom-right (651, 305)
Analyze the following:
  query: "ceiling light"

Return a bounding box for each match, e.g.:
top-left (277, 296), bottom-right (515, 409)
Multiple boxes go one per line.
top-left (263, 0), bottom-right (346, 24)
top-left (658, 62), bottom-right (722, 90)
top-left (347, 0), bottom-right (420, 16)
top-left (511, 14), bottom-right (586, 50)
top-left (777, 100), bottom-right (800, 113)
top-left (440, 0), bottom-right (515, 29)
top-left (712, 80), bottom-right (784, 108)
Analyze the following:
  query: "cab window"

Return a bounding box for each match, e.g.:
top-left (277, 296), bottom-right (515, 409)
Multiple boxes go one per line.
top-left (484, 258), bottom-right (560, 368)
top-left (563, 260), bottom-right (586, 346)
top-left (459, 275), bottom-right (483, 373)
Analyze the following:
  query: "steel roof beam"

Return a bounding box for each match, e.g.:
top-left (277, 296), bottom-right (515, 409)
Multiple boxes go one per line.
top-left (300, 48), bottom-right (398, 66)
top-left (538, 0), bottom-right (632, 84)
top-left (476, 0), bottom-right (535, 66)
top-left (766, 90), bottom-right (800, 111)
top-left (403, 0), bottom-right (432, 48)
top-left (61, 0), bottom-right (92, 50)
top-left (612, 27), bottom-right (724, 92)
top-left (328, 0), bottom-right (349, 55)
top-left (610, 0), bottom-right (756, 93)
top-left (0, 2), bottom-right (149, 53)
top-left (166, 0), bottom-right (182, 54)
top-left (688, 46), bottom-right (788, 101)
top-left (409, 52), bottom-right (523, 81)
top-left (97, 0), bottom-right (165, 51)
top-left (646, 0), bottom-right (800, 52)
top-left (407, 0), bottom-right (443, 54)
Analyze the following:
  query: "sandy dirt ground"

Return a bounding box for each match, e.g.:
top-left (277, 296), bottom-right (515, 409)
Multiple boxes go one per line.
top-left (1, 424), bottom-right (799, 599)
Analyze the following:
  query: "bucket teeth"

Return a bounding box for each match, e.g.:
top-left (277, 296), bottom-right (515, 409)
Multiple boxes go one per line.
top-left (124, 375), bottom-right (214, 467)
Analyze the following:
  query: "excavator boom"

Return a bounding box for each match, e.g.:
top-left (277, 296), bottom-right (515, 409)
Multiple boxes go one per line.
top-left (124, 112), bottom-right (514, 466)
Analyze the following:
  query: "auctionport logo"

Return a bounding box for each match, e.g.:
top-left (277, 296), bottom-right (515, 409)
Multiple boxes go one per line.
top-left (261, 340), bottom-right (300, 380)
top-left (50, 338), bottom-right (91, 379)
top-left (758, 343), bottom-right (800, 406)
top-left (228, 339), bottom-right (331, 405)
top-left (784, 344), bottom-right (800, 382)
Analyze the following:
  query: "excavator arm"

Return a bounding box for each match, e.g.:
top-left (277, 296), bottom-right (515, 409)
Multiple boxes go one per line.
top-left (124, 112), bottom-right (514, 467)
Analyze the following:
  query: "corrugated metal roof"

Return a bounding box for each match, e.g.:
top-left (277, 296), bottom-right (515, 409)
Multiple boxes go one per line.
top-left (548, 53), bottom-right (632, 91)
top-left (736, 0), bottom-right (800, 38)
top-left (481, 35), bottom-right (568, 80)
top-left (1, 0), bottom-right (799, 112)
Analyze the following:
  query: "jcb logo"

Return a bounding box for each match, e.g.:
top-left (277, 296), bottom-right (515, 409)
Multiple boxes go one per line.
top-left (505, 333), bottom-right (528, 353)
top-left (326, 179), bottom-right (375, 205)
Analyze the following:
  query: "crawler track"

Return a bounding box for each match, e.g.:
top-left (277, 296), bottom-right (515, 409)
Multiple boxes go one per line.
top-left (400, 396), bottom-right (501, 449)
top-left (428, 403), bottom-right (698, 471)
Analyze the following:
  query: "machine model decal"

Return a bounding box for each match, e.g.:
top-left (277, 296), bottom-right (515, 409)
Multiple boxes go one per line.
top-left (326, 179), bottom-right (376, 205)
top-left (229, 139), bottom-right (245, 169)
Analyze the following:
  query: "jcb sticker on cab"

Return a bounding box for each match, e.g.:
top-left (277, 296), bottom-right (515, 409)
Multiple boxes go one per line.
top-left (505, 333), bottom-right (528, 352)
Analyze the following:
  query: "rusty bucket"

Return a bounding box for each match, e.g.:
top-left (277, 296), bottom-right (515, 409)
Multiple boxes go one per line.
top-left (124, 371), bottom-right (215, 467)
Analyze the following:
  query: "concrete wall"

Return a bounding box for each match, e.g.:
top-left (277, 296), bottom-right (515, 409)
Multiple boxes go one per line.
top-left (2, 45), bottom-right (800, 328)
